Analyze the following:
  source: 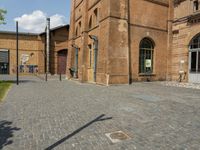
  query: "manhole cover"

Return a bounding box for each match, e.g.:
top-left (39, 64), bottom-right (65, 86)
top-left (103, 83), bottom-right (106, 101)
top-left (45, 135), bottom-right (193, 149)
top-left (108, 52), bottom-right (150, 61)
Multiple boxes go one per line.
top-left (105, 131), bottom-right (131, 143)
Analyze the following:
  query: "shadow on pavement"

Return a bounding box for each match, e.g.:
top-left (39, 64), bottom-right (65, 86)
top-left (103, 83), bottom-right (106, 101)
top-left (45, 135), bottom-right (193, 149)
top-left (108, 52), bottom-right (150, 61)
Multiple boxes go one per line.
top-left (45, 114), bottom-right (112, 150)
top-left (0, 120), bottom-right (21, 149)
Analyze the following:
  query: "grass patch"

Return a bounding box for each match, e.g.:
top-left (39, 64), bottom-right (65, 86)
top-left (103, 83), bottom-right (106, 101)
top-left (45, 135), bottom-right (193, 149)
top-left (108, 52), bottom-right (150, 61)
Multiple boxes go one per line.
top-left (0, 81), bottom-right (12, 101)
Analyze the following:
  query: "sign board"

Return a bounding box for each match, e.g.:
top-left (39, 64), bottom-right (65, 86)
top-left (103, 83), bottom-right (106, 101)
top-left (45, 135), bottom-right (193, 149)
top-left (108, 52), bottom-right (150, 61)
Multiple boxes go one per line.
top-left (21, 54), bottom-right (29, 64)
top-left (145, 59), bottom-right (151, 68)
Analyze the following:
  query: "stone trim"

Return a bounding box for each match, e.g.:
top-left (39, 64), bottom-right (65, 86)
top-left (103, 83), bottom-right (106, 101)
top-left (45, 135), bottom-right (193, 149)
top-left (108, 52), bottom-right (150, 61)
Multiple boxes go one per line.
top-left (174, 0), bottom-right (186, 5)
top-left (88, 0), bottom-right (101, 11)
top-left (144, 0), bottom-right (169, 7)
top-left (129, 23), bottom-right (167, 32)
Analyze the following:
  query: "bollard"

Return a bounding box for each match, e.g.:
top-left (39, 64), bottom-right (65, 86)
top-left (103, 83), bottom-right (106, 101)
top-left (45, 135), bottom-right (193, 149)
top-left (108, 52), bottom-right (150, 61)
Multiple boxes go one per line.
top-left (45, 73), bottom-right (48, 81)
top-left (60, 73), bottom-right (62, 81)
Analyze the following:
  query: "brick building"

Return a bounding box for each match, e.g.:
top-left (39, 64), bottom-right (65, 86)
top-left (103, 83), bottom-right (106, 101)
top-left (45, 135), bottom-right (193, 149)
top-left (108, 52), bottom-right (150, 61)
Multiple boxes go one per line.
top-left (172, 0), bottom-right (200, 83)
top-left (67, 0), bottom-right (200, 85)
top-left (67, 0), bottom-right (173, 85)
top-left (0, 25), bottom-right (69, 75)
top-left (2, 0), bottom-right (200, 84)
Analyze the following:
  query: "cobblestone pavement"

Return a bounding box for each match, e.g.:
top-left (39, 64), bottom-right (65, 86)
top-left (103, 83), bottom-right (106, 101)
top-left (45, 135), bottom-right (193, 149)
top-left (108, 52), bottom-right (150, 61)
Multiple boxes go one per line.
top-left (0, 76), bottom-right (200, 150)
top-left (160, 81), bottom-right (200, 90)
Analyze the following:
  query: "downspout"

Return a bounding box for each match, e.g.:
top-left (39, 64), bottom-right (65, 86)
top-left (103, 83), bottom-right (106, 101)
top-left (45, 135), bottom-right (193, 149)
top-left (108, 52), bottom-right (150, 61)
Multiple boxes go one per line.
top-left (89, 35), bottom-right (98, 82)
top-left (72, 44), bottom-right (79, 78)
top-left (127, 0), bottom-right (131, 84)
top-left (93, 40), bottom-right (98, 82)
top-left (167, 0), bottom-right (173, 81)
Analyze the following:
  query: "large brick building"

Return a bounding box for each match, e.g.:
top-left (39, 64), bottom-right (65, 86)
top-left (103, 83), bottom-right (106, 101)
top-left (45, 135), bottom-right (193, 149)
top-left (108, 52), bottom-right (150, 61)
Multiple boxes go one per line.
top-left (0, 25), bottom-right (69, 75)
top-left (66, 0), bottom-right (173, 85)
top-left (66, 0), bottom-right (200, 85)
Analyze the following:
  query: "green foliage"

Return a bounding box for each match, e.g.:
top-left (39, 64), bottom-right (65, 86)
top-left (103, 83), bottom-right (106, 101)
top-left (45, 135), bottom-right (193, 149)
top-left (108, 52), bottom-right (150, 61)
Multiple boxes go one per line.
top-left (0, 81), bottom-right (12, 101)
top-left (0, 9), bottom-right (7, 24)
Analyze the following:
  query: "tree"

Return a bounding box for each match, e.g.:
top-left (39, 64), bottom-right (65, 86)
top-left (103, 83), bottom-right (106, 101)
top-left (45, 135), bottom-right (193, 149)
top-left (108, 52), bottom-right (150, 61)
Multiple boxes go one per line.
top-left (0, 9), bottom-right (7, 24)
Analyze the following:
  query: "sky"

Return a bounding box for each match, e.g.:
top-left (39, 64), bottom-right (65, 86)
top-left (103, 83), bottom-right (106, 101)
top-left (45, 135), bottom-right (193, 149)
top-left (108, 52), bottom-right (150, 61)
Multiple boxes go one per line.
top-left (0, 0), bottom-right (71, 33)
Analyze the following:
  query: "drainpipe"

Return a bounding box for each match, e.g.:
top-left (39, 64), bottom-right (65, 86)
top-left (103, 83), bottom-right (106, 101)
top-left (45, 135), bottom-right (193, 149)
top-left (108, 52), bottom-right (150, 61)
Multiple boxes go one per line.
top-left (167, 0), bottom-right (173, 81)
top-left (71, 44), bottom-right (79, 78)
top-left (89, 35), bottom-right (98, 82)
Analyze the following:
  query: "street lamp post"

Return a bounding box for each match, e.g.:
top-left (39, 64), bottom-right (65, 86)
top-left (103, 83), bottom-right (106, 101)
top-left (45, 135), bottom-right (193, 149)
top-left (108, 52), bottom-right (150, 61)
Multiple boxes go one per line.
top-left (16, 21), bottom-right (19, 85)
top-left (45, 18), bottom-right (50, 81)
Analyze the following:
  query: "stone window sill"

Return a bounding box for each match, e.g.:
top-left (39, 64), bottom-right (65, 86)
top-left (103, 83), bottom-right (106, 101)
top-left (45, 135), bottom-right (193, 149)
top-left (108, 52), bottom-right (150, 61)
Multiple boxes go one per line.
top-left (139, 73), bottom-right (156, 76)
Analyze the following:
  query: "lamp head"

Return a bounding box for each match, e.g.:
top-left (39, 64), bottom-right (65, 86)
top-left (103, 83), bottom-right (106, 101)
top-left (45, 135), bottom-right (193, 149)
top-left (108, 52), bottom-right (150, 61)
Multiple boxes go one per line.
top-left (89, 35), bottom-right (98, 41)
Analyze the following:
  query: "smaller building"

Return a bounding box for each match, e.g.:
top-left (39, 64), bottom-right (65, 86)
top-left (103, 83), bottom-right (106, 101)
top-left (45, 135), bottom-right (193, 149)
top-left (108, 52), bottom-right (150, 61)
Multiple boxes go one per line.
top-left (0, 25), bottom-right (69, 75)
top-left (172, 0), bottom-right (200, 83)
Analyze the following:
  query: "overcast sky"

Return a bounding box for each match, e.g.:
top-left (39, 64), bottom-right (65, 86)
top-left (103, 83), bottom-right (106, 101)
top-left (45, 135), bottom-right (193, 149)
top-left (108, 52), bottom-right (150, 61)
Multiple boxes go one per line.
top-left (0, 0), bottom-right (71, 33)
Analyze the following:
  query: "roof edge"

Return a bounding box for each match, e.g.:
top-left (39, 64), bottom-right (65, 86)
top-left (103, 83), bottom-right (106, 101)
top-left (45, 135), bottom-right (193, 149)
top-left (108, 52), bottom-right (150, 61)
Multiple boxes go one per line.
top-left (0, 24), bottom-right (70, 36)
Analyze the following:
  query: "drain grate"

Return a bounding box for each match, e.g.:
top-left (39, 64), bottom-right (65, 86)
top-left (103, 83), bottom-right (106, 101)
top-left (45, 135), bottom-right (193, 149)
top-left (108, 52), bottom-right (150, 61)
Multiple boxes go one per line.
top-left (105, 131), bottom-right (131, 143)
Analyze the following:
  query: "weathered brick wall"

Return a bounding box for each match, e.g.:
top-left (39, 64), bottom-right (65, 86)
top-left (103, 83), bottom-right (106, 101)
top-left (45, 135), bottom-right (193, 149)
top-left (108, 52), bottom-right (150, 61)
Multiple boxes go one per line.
top-left (0, 26), bottom-right (69, 75)
top-left (172, 0), bottom-right (200, 82)
top-left (129, 0), bottom-right (169, 81)
top-left (68, 0), bottom-right (172, 84)
top-left (0, 33), bottom-right (44, 74)
top-left (39, 27), bottom-right (69, 75)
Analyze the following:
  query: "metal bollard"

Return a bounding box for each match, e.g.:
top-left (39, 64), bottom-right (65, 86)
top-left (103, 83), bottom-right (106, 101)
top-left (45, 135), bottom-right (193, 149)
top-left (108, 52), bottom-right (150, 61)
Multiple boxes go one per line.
top-left (60, 73), bottom-right (62, 81)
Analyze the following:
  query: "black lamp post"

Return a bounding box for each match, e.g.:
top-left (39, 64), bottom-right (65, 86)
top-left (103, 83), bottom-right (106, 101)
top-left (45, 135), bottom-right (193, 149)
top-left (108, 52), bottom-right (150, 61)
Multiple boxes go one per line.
top-left (16, 21), bottom-right (19, 85)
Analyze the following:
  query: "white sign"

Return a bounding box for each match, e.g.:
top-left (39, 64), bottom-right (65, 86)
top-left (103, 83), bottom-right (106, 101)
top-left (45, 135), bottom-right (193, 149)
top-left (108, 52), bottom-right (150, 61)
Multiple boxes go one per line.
top-left (145, 59), bottom-right (152, 68)
top-left (0, 49), bottom-right (9, 52)
top-left (21, 54), bottom-right (29, 64)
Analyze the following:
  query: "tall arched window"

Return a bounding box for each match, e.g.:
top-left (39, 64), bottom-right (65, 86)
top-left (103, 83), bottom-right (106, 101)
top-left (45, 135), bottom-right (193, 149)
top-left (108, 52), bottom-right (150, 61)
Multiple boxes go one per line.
top-left (139, 38), bottom-right (154, 74)
top-left (75, 26), bottom-right (78, 36)
top-left (94, 8), bottom-right (99, 25)
top-left (189, 34), bottom-right (200, 73)
top-left (89, 16), bottom-right (92, 29)
top-left (78, 21), bottom-right (82, 34)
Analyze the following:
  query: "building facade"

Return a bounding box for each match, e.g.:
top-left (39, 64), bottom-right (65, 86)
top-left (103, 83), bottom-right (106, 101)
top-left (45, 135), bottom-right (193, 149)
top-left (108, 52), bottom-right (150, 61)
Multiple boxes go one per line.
top-left (67, 0), bottom-right (173, 85)
top-left (172, 0), bottom-right (200, 83)
top-left (0, 25), bottom-right (69, 75)
top-left (2, 0), bottom-right (200, 84)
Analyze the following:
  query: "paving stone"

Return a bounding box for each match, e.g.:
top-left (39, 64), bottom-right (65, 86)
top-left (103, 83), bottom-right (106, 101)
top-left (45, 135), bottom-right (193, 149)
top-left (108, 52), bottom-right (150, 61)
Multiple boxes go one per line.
top-left (0, 76), bottom-right (200, 149)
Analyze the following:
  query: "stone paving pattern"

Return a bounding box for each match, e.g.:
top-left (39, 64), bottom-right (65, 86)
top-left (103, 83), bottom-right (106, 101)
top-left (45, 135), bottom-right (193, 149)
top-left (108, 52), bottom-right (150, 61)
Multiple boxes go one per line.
top-left (0, 76), bottom-right (200, 150)
top-left (160, 81), bottom-right (200, 90)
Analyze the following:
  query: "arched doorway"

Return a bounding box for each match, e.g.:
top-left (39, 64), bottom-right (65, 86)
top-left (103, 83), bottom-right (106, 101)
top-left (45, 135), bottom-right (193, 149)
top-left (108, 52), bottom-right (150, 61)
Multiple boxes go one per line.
top-left (189, 34), bottom-right (200, 83)
top-left (57, 49), bottom-right (68, 74)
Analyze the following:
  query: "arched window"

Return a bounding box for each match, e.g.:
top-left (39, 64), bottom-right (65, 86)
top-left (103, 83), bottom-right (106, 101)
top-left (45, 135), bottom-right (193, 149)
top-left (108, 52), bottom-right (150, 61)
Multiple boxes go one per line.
top-left (75, 21), bottom-right (82, 36)
top-left (139, 38), bottom-right (154, 74)
top-left (78, 21), bottom-right (82, 34)
top-left (190, 34), bottom-right (200, 49)
top-left (189, 34), bottom-right (200, 73)
top-left (94, 8), bottom-right (99, 25)
top-left (75, 26), bottom-right (78, 36)
top-left (193, 0), bottom-right (199, 12)
top-left (89, 16), bottom-right (92, 29)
